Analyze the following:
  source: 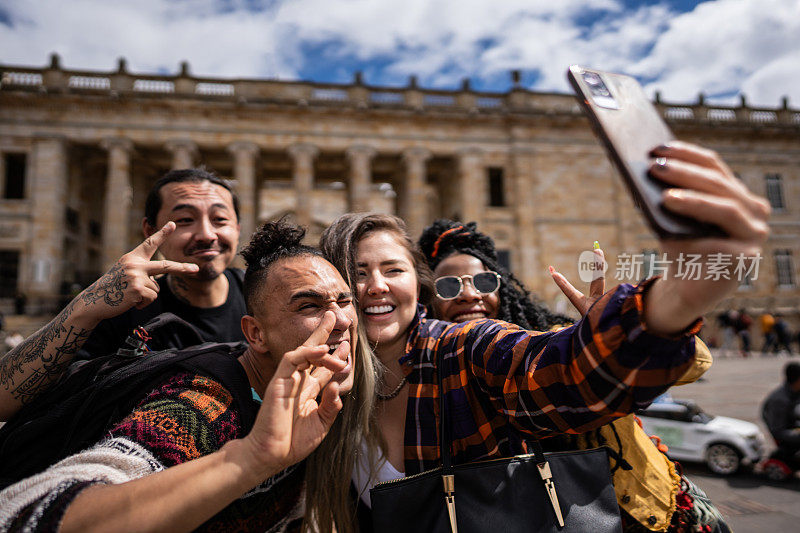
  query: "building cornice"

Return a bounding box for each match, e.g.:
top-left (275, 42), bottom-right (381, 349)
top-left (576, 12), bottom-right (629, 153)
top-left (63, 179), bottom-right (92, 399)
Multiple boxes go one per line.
top-left (2, 55), bottom-right (798, 132)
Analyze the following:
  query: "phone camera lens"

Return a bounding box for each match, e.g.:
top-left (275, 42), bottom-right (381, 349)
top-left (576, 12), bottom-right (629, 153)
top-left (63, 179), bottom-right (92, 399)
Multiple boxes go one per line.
top-left (584, 72), bottom-right (601, 86)
top-left (583, 71), bottom-right (611, 98)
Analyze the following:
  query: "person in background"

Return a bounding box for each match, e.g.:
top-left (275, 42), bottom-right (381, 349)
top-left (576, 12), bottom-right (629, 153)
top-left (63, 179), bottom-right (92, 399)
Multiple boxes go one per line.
top-left (717, 309), bottom-right (738, 357)
top-left (760, 311), bottom-right (777, 354)
top-left (735, 308), bottom-right (753, 357)
top-left (762, 362), bottom-right (800, 472)
top-left (774, 314), bottom-right (794, 356)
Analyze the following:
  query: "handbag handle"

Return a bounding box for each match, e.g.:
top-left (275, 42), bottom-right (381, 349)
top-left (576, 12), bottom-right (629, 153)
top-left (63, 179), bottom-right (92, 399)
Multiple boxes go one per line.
top-left (437, 346), bottom-right (565, 529)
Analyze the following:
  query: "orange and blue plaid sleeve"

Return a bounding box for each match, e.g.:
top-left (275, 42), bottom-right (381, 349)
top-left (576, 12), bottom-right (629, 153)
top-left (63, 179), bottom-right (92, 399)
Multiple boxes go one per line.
top-left (402, 277), bottom-right (701, 473)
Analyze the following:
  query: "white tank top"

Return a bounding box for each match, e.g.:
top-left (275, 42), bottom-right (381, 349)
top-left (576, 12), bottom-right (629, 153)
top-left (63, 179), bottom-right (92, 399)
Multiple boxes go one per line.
top-left (351, 439), bottom-right (405, 508)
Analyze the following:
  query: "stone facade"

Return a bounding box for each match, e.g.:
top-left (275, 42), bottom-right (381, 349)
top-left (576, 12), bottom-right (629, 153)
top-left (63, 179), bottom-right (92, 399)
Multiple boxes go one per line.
top-left (1, 54), bottom-right (798, 341)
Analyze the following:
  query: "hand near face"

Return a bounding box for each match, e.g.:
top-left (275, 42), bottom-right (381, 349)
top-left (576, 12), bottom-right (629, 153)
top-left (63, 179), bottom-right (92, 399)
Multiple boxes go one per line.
top-left (549, 248), bottom-right (605, 317)
top-left (244, 310), bottom-right (349, 476)
top-left (77, 222), bottom-right (200, 324)
top-left (645, 141), bottom-right (770, 335)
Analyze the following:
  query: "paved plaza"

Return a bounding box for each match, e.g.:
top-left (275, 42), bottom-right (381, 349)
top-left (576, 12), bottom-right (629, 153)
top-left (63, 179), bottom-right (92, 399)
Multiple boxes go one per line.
top-left (669, 351), bottom-right (800, 531)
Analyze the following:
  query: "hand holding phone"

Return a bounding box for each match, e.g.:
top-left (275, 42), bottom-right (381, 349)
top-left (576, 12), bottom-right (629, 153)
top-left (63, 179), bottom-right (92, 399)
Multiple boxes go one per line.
top-left (568, 66), bottom-right (770, 336)
top-left (567, 65), bottom-right (723, 238)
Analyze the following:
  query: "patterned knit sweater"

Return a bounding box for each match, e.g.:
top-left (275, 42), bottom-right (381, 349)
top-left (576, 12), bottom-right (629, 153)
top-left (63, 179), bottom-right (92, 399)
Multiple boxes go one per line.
top-left (0, 372), bottom-right (305, 532)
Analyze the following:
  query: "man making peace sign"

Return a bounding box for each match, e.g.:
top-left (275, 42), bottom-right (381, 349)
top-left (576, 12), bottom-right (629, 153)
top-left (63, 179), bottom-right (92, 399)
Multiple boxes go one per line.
top-left (0, 168), bottom-right (247, 420)
top-left (80, 169), bottom-right (247, 360)
top-left (0, 222), bottom-right (201, 419)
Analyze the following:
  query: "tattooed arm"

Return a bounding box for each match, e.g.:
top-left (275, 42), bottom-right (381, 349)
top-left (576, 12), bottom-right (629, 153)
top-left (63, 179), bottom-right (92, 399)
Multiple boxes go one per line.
top-left (0, 222), bottom-right (199, 420)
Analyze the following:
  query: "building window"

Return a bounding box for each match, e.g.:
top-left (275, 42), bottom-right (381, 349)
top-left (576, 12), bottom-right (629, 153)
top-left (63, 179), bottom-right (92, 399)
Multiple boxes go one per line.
top-left (775, 250), bottom-right (795, 288)
top-left (0, 250), bottom-right (20, 298)
top-left (4, 153), bottom-right (26, 199)
top-left (89, 220), bottom-right (102, 238)
top-left (497, 249), bottom-right (511, 272)
top-left (66, 208), bottom-right (79, 230)
top-left (765, 173), bottom-right (785, 211)
top-left (488, 167), bottom-right (505, 207)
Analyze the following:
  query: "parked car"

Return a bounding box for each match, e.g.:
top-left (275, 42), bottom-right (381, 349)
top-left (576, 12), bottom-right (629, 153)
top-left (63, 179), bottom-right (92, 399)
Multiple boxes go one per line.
top-left (636, 398), bottom-right (766, 475)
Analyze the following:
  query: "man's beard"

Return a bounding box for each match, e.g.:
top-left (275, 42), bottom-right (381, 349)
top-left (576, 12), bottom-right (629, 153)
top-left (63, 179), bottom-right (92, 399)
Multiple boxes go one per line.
top-left (183, 243), bottom-right (230, 281)
top-left (195, 261), bottom-right (223, 281)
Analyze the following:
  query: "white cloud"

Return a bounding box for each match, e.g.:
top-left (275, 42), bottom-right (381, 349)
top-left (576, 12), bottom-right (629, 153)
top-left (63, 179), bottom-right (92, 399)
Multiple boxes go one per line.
top-left (630, 0), bottom-right (800, 106)
top-left (1, 0), bottom-right (798, 106)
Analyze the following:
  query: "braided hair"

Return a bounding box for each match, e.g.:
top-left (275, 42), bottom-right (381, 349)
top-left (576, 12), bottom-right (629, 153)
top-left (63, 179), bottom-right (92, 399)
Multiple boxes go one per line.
top-left (239, 217), bottom-right (323, 315)
top-left (418, 219), bottom-right (572, 330)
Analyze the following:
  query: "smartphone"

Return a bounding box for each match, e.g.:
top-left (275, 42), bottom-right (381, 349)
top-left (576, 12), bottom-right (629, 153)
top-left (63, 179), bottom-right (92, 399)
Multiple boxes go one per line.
top-left (567, 65), bottom-right (723, 239)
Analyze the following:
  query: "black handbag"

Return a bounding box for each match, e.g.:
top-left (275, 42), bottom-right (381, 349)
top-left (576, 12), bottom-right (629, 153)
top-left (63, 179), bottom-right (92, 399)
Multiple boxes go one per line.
top-left (369, 349), bottom-right (622, 533)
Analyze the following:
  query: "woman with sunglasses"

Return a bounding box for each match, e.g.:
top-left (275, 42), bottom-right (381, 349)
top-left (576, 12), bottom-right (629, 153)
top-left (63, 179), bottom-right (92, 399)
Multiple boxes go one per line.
top-left (419, 219), bottom-right (725, 532)
top-left (419, 219), bottom-right (571, 329)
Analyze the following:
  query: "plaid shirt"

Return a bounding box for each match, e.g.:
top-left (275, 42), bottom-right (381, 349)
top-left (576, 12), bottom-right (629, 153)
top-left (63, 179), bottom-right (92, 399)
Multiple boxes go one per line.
top-left (398, 278), bottom-right (701, 475)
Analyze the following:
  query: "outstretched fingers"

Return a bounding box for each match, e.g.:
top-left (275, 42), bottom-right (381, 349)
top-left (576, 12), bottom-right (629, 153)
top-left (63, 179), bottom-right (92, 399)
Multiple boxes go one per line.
top-left (128, 222), bottom-right (200, 276)
top-left (549, 267), bottom-right (585, 314)
top-left (145, 259), bottom-right (200, 277)
top-left (588, 249), bottom-right (605, 298)
top-left (303, 311), bottom-right (336, 348)
top-left (132, 222), bottom-right (176, 259)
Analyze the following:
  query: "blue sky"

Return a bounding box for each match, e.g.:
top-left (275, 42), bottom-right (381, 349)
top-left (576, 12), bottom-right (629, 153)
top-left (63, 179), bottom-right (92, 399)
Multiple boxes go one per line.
top-left (1, 0), bottom-right (799, 107)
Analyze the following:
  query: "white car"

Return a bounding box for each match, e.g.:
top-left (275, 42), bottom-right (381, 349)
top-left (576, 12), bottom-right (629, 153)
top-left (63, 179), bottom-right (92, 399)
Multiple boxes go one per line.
top-left (635, 399), bottom-right (767, 475)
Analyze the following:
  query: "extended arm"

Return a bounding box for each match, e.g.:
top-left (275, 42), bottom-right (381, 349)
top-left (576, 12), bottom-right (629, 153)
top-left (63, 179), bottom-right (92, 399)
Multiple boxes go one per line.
top-left (444, 277), bottom-right (699, 436)
top-left (3, 313), bottom-right (348, 532)
top-left (0, 223), bottom-right (199, 420)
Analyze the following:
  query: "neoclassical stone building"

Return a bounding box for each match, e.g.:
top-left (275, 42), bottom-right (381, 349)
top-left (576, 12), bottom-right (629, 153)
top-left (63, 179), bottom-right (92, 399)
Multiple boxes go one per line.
top-left (1, 54), bottom-right (798, 333)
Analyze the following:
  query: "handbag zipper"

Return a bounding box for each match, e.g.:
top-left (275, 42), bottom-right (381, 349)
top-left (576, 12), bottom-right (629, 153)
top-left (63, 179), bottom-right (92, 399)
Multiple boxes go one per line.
top-left (537, 460), bottom-right (565, 527)
top-left (442, 473), bottom-right (458, 533)
top-left (370, 452), bottom-right (538, 488)
top-left (372, 466), bottom-right (442, 488)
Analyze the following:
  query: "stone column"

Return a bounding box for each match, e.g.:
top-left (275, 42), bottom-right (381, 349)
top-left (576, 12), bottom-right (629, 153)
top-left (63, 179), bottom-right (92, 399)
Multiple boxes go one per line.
top-left (165, 139), bottom-right (198, 169)
top-left (227, 141), bottom-right (260, 245)
top-left (288, 143), bottom-right (319, 228)
top-left (400, 147), bottom-right (431, 239)
top-left (100, 138), bottom-right (134, 270)
top-left (510, 146), bottom-right (541, 291)
top-left (456, 147), bottom-right (484, 226)
top-left (29, 136), bottom-right (68, 300)
top-left (345, 145), bottom-right (376, 213)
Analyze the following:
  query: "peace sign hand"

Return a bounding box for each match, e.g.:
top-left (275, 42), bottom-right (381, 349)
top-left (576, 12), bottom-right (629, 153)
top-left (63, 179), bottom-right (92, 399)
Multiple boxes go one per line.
top-left (243, 311), bottom-right (349, 478)
top-left (549, 247), bottom-right (606, 316)
top-left (76, 222), bottom-right (199, 324)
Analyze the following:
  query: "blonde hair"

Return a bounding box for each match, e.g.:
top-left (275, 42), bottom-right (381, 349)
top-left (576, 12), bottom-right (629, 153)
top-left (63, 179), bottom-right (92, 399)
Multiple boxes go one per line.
top-left (305, 213), bottom-right (436, 532)
top-left (303, 322), bottom-right (381, 533)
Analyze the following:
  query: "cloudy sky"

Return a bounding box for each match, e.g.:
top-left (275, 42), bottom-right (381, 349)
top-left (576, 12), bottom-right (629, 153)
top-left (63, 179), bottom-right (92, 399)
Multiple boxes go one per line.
top-left (1, 0), bottom-right (798, 107)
